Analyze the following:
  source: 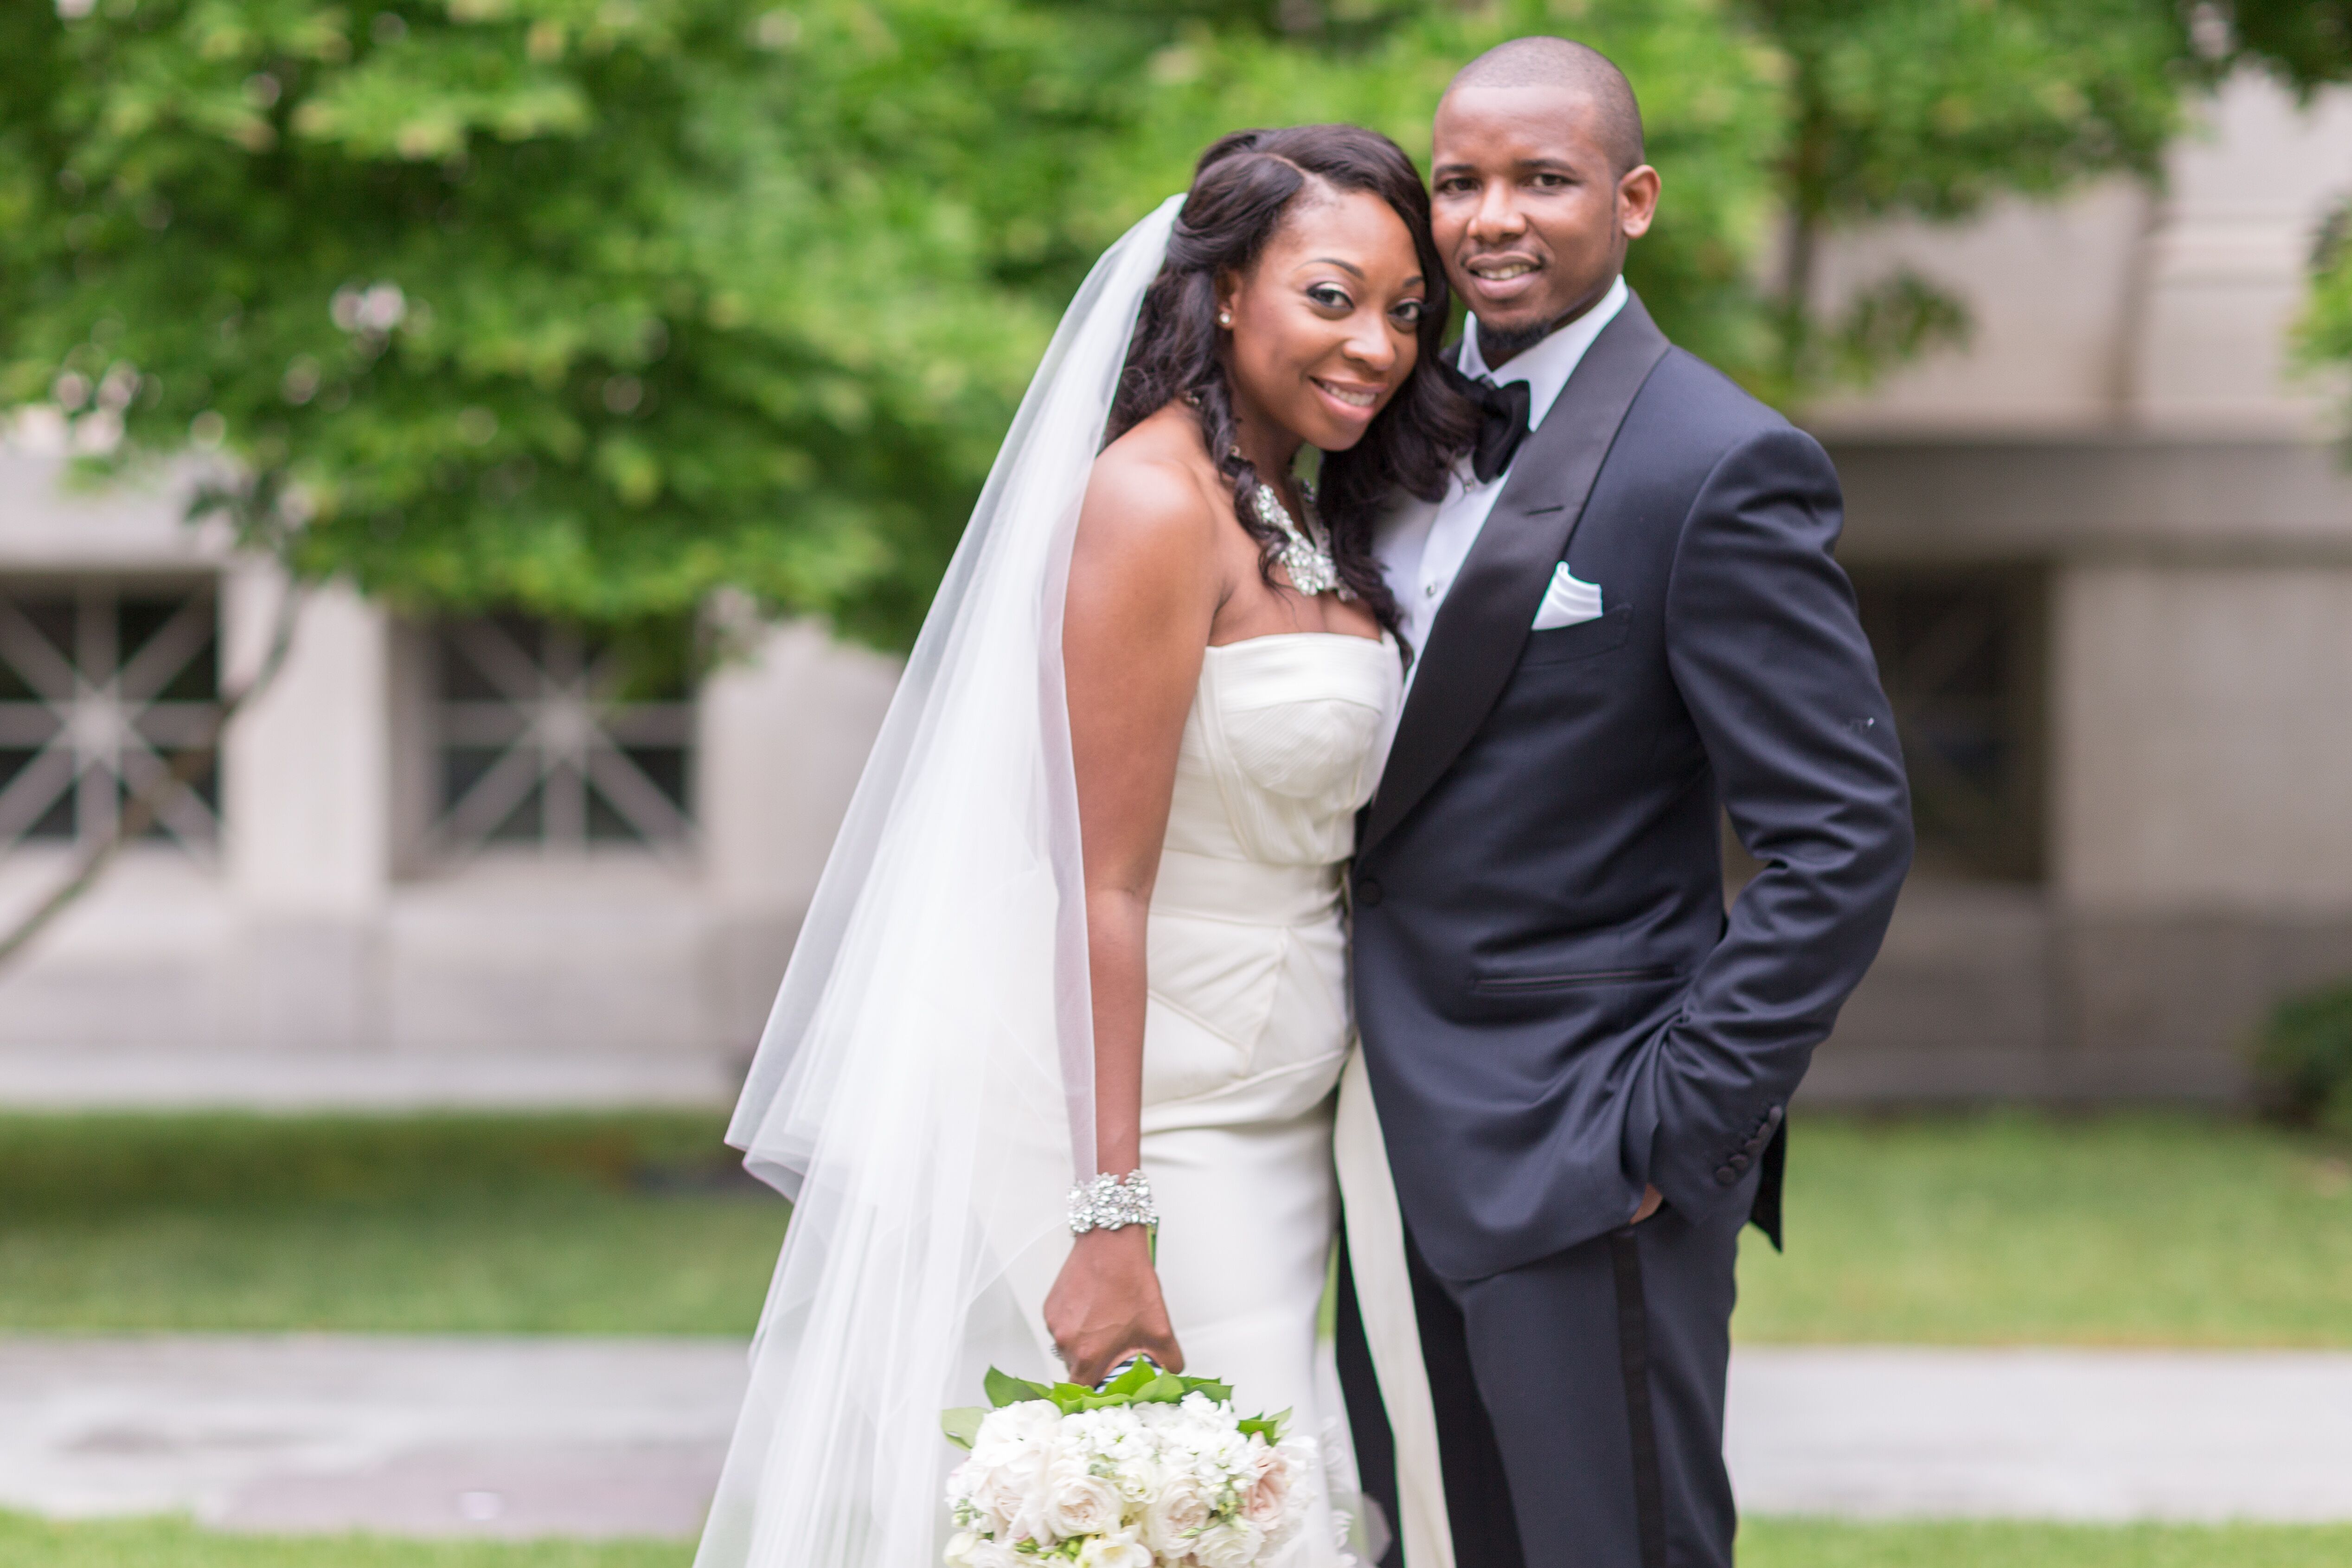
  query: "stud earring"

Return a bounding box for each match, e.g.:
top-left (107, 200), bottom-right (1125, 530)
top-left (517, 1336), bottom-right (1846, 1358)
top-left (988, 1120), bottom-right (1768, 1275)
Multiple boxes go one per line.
top-left (1218, 311), bottom-right (1232, 328)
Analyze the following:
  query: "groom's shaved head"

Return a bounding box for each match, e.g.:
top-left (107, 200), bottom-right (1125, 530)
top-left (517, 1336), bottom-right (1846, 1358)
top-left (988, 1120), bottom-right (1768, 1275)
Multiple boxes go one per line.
top-left (1444, 37), bottom-right (1644, 175)
top-left (1429, 35), bottom-right (1660, 359)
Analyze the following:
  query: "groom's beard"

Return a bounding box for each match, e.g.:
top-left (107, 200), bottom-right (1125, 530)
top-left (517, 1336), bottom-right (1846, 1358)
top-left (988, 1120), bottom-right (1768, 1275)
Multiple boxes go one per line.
top-left (1473, 316), bottom-right (1561, 366)
top-left (1475, 290), bottom-right (1609, 366)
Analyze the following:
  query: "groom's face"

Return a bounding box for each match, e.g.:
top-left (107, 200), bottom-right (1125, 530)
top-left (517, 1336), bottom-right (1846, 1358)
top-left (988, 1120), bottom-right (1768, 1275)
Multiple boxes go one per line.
top-left (1430, 86), bottom-right (1658, 344)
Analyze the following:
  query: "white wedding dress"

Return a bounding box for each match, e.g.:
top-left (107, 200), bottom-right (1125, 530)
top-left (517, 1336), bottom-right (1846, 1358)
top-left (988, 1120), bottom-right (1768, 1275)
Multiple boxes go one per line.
top-left (699, 200), bottom-right (1454, 1568)
top-left (1133, 630), bottom-right (1399, 1563)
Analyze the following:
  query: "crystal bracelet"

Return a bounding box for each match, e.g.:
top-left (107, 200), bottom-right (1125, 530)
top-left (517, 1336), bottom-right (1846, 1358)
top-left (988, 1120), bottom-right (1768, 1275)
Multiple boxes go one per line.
top-left (1068, 1169), bottom-right (1157, 1235)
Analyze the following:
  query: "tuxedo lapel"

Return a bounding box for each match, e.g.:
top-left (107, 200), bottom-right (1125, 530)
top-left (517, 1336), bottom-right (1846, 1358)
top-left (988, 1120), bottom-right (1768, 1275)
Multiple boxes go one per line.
top-left (1361, 293), bottom-right (1670, 858)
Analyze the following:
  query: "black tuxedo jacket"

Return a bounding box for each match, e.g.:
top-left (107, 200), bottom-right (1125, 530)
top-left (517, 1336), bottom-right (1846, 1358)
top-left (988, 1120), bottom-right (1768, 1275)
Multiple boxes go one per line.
top-left (1350, 293), bottom-right (1912, 1282)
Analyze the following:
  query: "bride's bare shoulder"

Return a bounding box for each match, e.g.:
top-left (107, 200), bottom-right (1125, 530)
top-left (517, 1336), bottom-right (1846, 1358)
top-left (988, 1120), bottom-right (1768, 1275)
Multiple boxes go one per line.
top-left (1077, 405), bottom-right (1223, 565)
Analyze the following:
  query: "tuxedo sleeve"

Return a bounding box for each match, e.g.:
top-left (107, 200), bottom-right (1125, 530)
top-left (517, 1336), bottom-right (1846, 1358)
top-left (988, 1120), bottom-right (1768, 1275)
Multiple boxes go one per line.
top-left (1638, 425), bottom-right (1912, 1224)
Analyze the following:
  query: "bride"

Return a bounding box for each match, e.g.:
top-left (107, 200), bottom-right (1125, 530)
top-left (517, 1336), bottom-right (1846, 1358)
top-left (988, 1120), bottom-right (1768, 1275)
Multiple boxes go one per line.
top-left (696, 125), bottom-right (1471, 1568)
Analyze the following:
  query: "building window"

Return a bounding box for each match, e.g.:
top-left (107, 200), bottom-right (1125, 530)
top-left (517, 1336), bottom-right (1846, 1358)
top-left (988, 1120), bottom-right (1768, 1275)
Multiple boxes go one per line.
top-left (426, 614), bottom-right (695, 857)
top-left (0, 581), bottom-right (222, 852)
top-left (1851, 566), bottom-right (2046, 883)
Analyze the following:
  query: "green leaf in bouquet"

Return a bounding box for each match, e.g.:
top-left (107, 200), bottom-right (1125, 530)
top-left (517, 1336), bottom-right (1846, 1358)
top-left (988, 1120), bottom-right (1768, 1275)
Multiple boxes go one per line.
top-left (1098, 1359), bottom-right (1163, 1398)
top-left (1177, 1376), bottom-right (1233, 1404)
top-left (1238, 1406), bottom-right (1292, 1443)
top-left (940, 1406), bottom-right (987, 1450)
top-left (1138, 1373), bottom-right (1188, 1402)
top-left (984, 1367), bottom-right (1052, 1408)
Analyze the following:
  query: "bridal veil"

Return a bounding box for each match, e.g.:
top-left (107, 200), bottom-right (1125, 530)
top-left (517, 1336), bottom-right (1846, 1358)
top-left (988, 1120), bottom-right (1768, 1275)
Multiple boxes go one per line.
top-left (696, 197), bottom-right (1183, 1566)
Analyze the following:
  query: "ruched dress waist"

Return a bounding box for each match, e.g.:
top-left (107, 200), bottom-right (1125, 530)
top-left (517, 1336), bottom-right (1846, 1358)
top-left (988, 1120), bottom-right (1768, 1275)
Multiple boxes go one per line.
top-left (1150, 846), bottom-right (1342, 928)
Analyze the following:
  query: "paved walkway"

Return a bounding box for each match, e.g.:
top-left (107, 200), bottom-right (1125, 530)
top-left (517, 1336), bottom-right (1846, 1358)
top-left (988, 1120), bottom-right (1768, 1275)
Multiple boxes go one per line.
top-left (1724, 1347), bottom-right (2352, 1522)
top-left (0, 1337), bottom-right (741, 1538)
top-left (3, 1337), bottom-right (2349, 1537)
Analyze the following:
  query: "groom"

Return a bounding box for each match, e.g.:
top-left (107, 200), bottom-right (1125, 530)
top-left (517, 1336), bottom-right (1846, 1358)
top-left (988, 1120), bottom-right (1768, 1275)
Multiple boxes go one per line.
top-left (1339, 37), bottom-right (1912, 1568)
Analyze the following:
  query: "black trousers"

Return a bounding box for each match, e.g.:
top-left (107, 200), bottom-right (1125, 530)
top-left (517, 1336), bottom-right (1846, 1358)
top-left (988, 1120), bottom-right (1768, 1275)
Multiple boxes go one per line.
top-left (1337, 1204), bottom-right (1743, 1568)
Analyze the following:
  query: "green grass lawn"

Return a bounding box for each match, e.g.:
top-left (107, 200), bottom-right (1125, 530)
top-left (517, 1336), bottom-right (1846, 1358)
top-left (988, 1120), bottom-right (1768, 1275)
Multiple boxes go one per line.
top-left (1734, 1111), bottom-right (2352, 1346)
top-left (1739, 1518), bottom-right (2352, 1567)
top-left (0, 1512), bottom-right (681, 1568)
top-left (1, 1108), bottom-right (2347, 1343)
top-left (11, 1513), bottom-right (2352, 1568)
top-left (0, 1113), bottom-right (784, 1335)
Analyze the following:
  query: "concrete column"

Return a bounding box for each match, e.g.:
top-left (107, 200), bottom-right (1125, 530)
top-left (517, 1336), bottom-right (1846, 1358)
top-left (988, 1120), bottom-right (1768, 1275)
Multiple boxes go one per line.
top-left (220, 565), bottom-right (394, 1051)
top-left (695, 618), bottom-right (899, 1048)
top-left (2131, 75), bottom-right (2352, 430)
top-left (2050, 562), bottom-right (2352, 1087)
top-left (2054, 563), bottom-right (2352, 907)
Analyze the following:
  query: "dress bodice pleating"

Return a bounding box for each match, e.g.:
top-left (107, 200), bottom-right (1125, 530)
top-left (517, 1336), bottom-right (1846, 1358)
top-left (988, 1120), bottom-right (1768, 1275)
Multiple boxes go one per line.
top-left (1141, 632), bottom-right (1400, 1119)
top-left (1164, 632), bottom-right (1401, 870)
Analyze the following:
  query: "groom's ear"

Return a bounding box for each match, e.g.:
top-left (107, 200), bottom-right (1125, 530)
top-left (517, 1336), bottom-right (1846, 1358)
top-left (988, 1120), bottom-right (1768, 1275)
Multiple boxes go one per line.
top-left (1617, 164), bottom-right (1661, 241)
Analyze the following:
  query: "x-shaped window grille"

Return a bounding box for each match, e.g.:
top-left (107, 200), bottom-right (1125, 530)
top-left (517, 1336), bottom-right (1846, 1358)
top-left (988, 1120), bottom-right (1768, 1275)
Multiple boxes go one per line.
top-left (1853, 568), bottom-right (2045, 883)
top-left (429, 615), bottom-right (695, 859)
top-left (0, 584), bottom-right (222, 853)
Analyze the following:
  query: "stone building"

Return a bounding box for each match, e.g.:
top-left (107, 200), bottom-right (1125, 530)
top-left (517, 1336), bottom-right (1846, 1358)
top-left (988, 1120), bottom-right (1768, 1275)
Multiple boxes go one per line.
top-left (1809, 71), bottom-right (2352, 1099)
top-left (0, 475), bottom-right (896, 1106)
top-left (1, 70), bottom-right (2347, 1107)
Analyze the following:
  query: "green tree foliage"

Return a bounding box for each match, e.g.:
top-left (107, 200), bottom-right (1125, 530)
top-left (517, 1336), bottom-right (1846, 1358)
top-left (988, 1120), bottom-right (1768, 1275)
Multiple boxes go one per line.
top-left (2305, 211), bottom-right (2352, 413)
top-left (1064, 0), bottom-right (1787, 403)
top-left (0, 0), bottom-right (1135, 646)
top-left (0, 0), bottom-right (2211, 649)
top-left (1746, 0), bottom-right (2191, 386)
top-left (2224, 0), bottom-right (2352, 404)
top-left (2229, 0), bottom-right (2352, 95)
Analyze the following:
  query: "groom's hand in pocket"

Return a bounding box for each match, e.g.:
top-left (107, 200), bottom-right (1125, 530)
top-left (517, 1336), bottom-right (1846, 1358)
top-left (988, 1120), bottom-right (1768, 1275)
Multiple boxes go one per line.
top-left (1631, 1184), bottom-right (1664, 1225)
top-left (1045, 1225), bottom-right (1186, 1388)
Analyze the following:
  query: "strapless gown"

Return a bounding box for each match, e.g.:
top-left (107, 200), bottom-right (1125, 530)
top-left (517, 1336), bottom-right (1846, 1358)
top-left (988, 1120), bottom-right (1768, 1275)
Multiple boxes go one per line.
top-left (1135, 631), bottom-right (1399, 1566)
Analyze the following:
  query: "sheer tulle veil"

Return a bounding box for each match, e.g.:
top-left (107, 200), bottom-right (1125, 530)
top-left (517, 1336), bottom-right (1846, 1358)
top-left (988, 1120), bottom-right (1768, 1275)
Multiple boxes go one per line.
top-left (695, 197), bottom-right (1183, 1567)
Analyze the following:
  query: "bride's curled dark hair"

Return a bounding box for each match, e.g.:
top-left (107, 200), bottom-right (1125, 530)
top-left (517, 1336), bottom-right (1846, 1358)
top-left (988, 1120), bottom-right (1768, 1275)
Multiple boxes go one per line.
top-left (1106, 125), bottom-right (1474, 642)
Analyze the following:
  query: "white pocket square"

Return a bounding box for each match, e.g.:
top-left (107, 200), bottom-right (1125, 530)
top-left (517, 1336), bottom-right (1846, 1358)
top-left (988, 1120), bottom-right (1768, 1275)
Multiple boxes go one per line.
top-left (1531, 563), bottom-right (1605, 631)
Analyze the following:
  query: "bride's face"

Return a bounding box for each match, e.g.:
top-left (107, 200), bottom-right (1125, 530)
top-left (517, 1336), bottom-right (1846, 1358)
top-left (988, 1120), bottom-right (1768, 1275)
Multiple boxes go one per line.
top-left (1216, 187), bottom-right (1428, 454)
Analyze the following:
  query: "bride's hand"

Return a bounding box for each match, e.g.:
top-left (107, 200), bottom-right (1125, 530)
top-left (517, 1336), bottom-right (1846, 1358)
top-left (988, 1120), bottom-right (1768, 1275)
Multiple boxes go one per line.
top-left (1044, 1227), bottom-right (1185, 1388)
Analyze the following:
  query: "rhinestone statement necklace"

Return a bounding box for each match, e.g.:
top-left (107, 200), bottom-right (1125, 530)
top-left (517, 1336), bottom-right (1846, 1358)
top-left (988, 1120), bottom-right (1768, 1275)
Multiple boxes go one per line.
top-left (1252, 482), bottom-right (1342, 598)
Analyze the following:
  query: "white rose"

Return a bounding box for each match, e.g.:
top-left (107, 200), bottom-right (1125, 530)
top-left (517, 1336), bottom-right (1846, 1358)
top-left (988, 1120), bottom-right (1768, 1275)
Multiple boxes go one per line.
top-left (1143, 1471), bottom-right (1214, 1555)
top-left (1074, 1528), bottom-right (1156, 1568)
top-left (941, 1532), bottom-right (1020, 1568)
top-left (1043, 1456), bottom-right (1125, 1538)
top-left (1240, 1445), bottom-right (1292, 1530)
top-left (968, 1455), bottom-right (1044, 1539)
top-left (965, 1401), bottom-right (1063, 1536)
top-left (1190, 1519), bottom-right (1266, 1568)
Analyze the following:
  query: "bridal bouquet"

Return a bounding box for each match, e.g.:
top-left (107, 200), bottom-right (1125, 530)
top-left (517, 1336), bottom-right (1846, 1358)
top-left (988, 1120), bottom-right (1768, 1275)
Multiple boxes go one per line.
top-left (941, 1362), bottom-right (1311, 1567)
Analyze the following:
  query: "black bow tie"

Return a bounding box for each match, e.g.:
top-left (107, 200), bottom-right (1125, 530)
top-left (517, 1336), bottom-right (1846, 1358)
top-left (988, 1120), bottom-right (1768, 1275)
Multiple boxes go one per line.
top-left (1450, 365), bottom-right (1532, 485)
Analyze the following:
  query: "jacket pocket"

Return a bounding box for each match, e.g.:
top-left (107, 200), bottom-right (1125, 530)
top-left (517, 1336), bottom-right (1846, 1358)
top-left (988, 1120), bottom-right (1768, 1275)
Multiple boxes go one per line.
top-left (1519, 603), bottom-right (1632, 666)
top-left (1471, 963), bottom-right (1684, 994)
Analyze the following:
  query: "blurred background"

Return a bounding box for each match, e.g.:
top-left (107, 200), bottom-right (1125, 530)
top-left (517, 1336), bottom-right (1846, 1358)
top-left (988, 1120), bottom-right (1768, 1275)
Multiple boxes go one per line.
top-left (1, 0), bottom-right (2349, 1565)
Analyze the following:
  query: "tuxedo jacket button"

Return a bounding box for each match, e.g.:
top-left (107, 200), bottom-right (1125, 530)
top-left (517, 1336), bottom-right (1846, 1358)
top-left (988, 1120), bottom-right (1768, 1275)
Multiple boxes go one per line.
top-left (1355, 878), bottom-right (1383, 908)
top-left (1729, 1153), bottom-right (1752, 1173)
top-left (1714, 1165), bottom-right (1738, 1186)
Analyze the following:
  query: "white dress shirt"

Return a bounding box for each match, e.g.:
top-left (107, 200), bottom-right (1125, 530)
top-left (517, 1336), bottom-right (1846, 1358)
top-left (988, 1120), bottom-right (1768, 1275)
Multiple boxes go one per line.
top-left (1377, 275), bottom-right (1629, 681)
